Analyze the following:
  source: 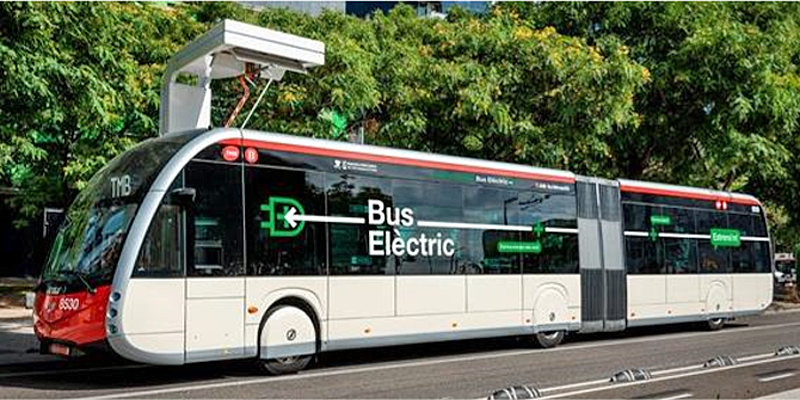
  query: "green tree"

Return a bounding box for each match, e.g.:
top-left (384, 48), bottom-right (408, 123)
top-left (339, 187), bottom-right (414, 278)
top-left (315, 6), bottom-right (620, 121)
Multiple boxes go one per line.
top-left (0, 2), bottom-right (201, 225)
top-left (502, 2), bottom-right (800, 251)
top-left (192, 3), bottom-right (647, 176)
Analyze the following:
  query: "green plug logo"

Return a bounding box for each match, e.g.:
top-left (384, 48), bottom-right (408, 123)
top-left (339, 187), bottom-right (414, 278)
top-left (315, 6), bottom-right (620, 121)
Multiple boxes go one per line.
top-left (260, 197), bottom-right (305, 237)
top-left (533, 222), bottom-right (545, 238)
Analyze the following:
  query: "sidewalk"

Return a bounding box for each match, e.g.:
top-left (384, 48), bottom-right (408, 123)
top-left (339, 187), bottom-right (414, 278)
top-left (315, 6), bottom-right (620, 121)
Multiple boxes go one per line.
top-left (0, 306), bottom-right (54, 365)
top-left (0, 277), bottom-right (36, 309)
top-left (0, 307), bottom-right (32, 321)
top-left (766, 301), bottom-right (800, 313)
top-left (758, 388), bottom-right (800, 399)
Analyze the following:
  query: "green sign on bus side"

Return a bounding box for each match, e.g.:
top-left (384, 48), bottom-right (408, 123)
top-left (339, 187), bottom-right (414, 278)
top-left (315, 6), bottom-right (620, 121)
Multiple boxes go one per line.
top-left (650, 215), bottom-right (672, 226)
top-left (710, 228), bottom-right (741, 248)
top-left (498, 241), bottom-right (542, 254)
top-left (260, 196), bottom-right (305, 237)
top-left (351, 255), bottom-right (372, 266)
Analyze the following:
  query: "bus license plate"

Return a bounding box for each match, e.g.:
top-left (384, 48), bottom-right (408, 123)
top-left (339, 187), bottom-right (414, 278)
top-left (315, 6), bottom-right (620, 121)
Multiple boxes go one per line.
top-left (49, 343), bottom-right (71, 356)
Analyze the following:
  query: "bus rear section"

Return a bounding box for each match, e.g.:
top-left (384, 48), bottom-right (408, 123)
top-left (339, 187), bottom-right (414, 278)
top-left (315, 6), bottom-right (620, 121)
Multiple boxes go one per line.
top-left (617, 180), bottom-right (773, 329)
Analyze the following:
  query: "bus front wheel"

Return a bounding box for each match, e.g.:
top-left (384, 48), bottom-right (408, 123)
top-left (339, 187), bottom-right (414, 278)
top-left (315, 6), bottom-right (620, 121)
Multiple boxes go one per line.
top-left (258, 304), bottom-right (318, 375)
top-left (534, 330), bottom-right (565, 348)
top-left (707, 318), bottom-right (726, 331)
top-left (260, 355), bottom-right (312, 375)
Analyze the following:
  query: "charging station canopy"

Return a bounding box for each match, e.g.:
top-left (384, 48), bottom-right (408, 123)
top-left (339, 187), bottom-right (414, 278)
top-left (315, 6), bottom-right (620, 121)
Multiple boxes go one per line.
top-left (160, 19), bottom-right (325, 135)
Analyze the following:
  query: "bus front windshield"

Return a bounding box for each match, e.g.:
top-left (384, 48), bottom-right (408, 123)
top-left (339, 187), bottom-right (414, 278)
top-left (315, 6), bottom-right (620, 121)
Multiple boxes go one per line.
top-left (41, 131), bottom-right (203, 290)
top-left (43, 199), bottom-right (137, 288)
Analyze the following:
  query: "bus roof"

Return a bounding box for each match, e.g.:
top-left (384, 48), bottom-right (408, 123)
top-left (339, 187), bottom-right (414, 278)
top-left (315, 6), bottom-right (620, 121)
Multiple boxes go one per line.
top-left (618, 178), bottom-right (761, 206)
top-left (166, 128), bottom-right (762, 206)
top-left (227, 129), bottom-right (577, 184)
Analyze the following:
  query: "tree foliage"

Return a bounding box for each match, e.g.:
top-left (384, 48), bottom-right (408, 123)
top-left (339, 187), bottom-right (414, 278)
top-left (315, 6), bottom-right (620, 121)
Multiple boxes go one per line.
top-left (199, 4), bottom-right (647, 176)
top-left (0, 2), bottom-right (201, 224)
top-left (501, 2), bottom-right (800, 250)
top-left (1, 2), bottom-right (800, 251)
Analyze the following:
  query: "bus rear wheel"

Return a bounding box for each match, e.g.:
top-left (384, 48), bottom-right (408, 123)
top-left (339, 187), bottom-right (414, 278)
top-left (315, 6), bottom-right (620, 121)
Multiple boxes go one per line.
top-left (706, 317), bottom-right (726, 331)
top-left (534, 330), bottom-right (565, 348)
top-left (259, 355), bottom-right (312, 375)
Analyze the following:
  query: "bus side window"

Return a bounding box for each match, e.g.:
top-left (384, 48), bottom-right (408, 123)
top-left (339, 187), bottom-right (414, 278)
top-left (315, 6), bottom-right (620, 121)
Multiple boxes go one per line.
top-left (728, 212), bottom-right (753, 237)
top-left (134, 176), bottom-right (184, 278)
top-left (519, 190), bottom-right (579, 274)
top-left (731, 242), bottom-right (756, 273)
top-left (752, 213), bottom-right (768, 237)
top-left (392, 179), bottom-right (462, 275)
top-left (134, 203), bottom-right (183, 277)
top-left (623, 203), bottom-right (665, 274)
top-left (462, 186), bottom-right (520, 275)
top-left (245, 166), bottom-right (326, 276)
top-left (696, 210), bottom-right (730, 274)
top-left (626, 237), bottom-right (663, 274)
top-left (327, 173), bottom-right (393, 276)
top-left (664, 238), bottom-right (697, 274)
top-left (184, 161), bottom-right (244, 277)
top-left (752, 241), bottom-right (771, 273)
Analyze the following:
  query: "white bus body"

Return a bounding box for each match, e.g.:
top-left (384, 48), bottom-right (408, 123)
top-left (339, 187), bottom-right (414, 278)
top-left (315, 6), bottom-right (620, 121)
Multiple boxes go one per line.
top-left (35, 128), bottom-right (773, 373)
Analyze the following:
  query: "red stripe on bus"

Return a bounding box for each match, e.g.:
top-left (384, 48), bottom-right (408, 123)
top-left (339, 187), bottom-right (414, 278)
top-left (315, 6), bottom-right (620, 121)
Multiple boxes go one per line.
top-left (619, 184), bottom-right (761, 206)
top-left (220, 139), bottom-right (576, 184)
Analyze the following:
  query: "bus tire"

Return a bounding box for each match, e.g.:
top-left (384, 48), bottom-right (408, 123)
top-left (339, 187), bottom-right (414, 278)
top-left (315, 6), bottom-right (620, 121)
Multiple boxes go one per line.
top-left (257, 304), bottom-right (317, 375)
top-left (260, 354), bottom-right (312, 375)
top-left (707, 317), bottom-right (725, 331)
top-left (534, 330), bottom-right (565, 348)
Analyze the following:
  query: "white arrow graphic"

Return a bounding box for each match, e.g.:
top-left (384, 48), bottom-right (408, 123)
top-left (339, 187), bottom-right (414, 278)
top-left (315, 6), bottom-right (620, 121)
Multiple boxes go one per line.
top-left (416, 220), bottom-right (578, 234)
top-left (417, 220), bottom-right (531, 232)
top-left (283, 207), bottom-right (365, 228)
top-left (281, 207), bottom-right (580, 235)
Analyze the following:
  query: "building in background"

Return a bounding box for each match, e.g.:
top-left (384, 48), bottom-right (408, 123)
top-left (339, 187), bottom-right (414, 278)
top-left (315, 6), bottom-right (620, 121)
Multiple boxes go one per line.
top-left (242, 1), bottom-right (491, 18)
top-left (239, 1), bottom-right (346, 16)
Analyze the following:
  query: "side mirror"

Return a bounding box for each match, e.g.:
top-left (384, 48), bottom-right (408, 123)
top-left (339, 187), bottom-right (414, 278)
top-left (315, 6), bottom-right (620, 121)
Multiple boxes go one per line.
top-left (170, 187), bottom-right (197, 206)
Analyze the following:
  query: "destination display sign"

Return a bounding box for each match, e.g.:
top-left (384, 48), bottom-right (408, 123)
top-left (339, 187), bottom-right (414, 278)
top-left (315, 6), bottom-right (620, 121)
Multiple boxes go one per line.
top-left (710, 228), bottom-right (741, 248)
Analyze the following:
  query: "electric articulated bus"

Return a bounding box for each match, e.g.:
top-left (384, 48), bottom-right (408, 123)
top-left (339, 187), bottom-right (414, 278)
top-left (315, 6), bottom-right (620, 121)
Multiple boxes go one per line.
top-left (34, 128), bottom-right (773, 374)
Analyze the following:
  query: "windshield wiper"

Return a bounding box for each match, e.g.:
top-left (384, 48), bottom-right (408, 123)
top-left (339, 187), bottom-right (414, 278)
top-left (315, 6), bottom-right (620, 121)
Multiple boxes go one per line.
top-left (75, 272), bottom-right (96, 294)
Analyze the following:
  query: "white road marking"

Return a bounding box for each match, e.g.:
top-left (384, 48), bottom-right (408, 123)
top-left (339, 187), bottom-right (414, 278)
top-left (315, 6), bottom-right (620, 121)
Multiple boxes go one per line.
top-left (758, 372), bottom-right (795, 383)
top-left (541, 353), bottom-right (772, 394)
top-left (538, 378), bottom-right (609, 394)
top-left (740, 353), bottom-right (775, 362)
top-left (539, 354), bottom-right (800, 399)
top-left (650, 364), bottom-right (703, 376)
top-left (659, 392), bottom-right (693, 400)
top-left (68, 321), bottom-right (800, 400)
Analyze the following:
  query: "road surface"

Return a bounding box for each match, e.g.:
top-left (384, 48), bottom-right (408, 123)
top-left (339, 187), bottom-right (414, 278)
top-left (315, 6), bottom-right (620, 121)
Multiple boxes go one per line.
top-left (0, 310), bottom-right (799, 399)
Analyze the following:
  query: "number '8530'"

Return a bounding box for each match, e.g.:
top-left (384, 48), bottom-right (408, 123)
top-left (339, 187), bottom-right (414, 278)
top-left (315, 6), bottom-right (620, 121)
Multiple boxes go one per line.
top-left (58, 298), bottom-right (80, 311)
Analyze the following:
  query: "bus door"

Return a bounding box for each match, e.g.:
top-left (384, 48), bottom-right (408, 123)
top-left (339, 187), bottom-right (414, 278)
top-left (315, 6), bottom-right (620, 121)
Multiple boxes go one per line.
top-left (182, 160), bottom-right (246, 362)
top-left (576, 177), bottom-right (626, 333)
